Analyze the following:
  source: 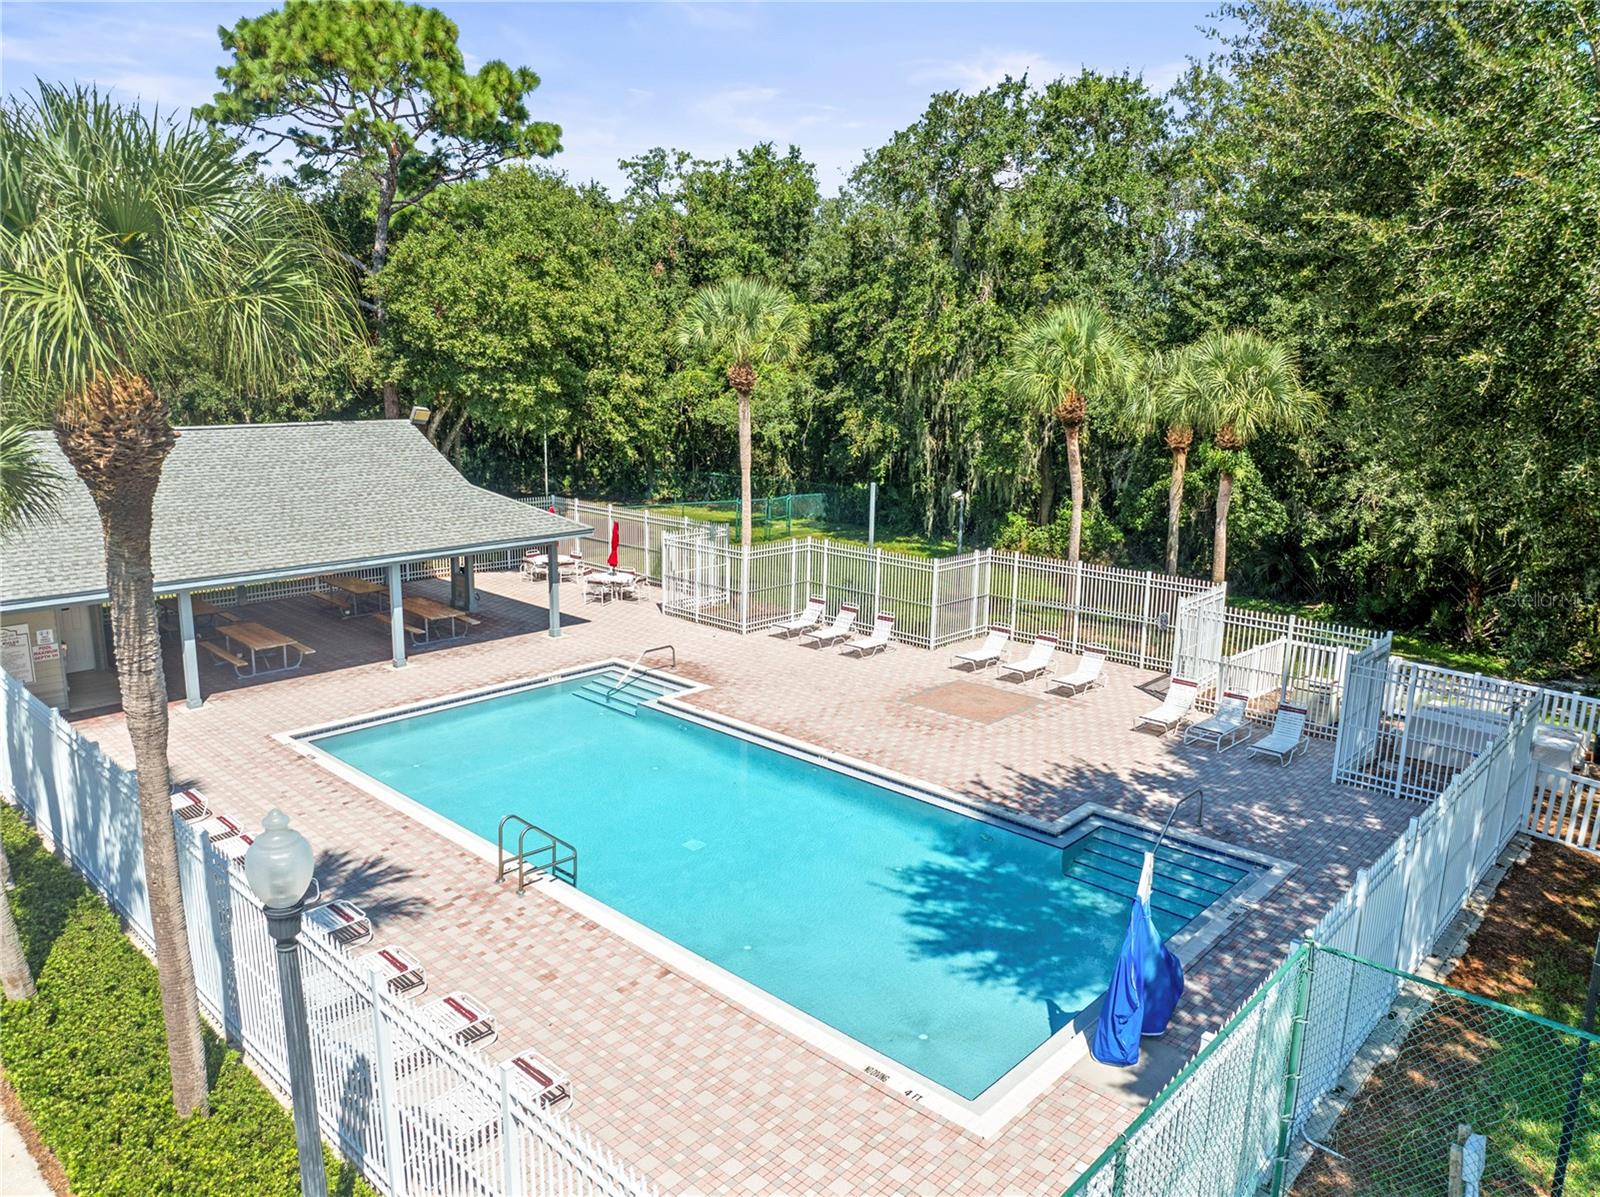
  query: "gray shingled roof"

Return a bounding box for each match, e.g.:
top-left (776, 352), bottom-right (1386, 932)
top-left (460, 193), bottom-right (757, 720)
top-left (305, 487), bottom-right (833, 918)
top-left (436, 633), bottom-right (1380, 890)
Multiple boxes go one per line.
top-left (1, 420), bottom-right (589, 609)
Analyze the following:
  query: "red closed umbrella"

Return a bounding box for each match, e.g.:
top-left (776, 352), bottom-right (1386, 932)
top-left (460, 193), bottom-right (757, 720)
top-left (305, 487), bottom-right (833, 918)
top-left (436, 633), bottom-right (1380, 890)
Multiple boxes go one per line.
top-left (607, 521), bottom-right (621, 570)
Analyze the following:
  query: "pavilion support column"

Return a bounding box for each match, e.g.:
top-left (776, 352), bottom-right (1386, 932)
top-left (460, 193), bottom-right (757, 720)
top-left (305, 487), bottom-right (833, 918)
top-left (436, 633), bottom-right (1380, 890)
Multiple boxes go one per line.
top-left (387, 564), bottom-right (406, 668)
top-left (546, 542), bottom-right (562, 638)
top-left (177, 591), bottom-right (202, 709)
top-left (464, 557), bottom-right (477, 613)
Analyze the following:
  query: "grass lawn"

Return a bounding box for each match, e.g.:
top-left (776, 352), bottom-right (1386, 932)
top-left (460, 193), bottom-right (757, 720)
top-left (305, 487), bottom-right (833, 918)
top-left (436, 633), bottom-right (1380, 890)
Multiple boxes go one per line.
top-left (0, 806), bottom-right (375, 1197)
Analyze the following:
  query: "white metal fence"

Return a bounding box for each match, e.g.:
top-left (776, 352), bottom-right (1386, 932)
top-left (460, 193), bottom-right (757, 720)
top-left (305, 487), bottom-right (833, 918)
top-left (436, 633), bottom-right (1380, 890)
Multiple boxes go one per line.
top-left (1066, 697), bottom-right (1540, 1197)
top-left (0, 672), bottom-right (659, 1197)
top-left (528, 497), bottom-right (725, 582)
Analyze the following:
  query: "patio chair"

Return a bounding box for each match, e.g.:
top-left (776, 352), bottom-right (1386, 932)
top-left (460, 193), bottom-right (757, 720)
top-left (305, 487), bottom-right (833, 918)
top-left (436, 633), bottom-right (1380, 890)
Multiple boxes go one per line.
top-left (772, 596), bottom-right (826, 638)
top-left (841, 612), bottom-right (895, 657)
top-left (1184, 690), bottom-right (1252, 751)
top-left (951, 626), bottom-right (1010, 671)
top-left (997, 633), bottom-right (1059, 682)
top-left (1137, 678), bottom-right (1200, 735)
top-left (170, 788), bottom-right (211, 823)
top-left (363, 944), bottom-right (428, 999)
top-left (520, 549), bottom-right (548, 581)
top-left (801, 603), bottom-right (858, 648)
top-left (306, 898), bottom-right (374, 949)
top-left (506, 1049), bottom-right (573, 1109)
top-left (1045, 646), bottom-right (1107, 697)
top-left (422, 991), bottom-right (498, 1049)
top-left (1247, 704), bottom-right (1310, 766)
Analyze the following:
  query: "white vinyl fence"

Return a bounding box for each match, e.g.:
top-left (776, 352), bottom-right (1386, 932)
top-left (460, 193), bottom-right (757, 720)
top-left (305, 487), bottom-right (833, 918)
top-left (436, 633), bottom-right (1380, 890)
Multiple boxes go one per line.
top-left (527, 497), bottom-right (725, 582)
top-left (0, 672), bottom-right (658, 1197)
top-left (1067, 695), bottom-right (1540, 1197)
top-left (659, 535), bottom-right (1377, 736)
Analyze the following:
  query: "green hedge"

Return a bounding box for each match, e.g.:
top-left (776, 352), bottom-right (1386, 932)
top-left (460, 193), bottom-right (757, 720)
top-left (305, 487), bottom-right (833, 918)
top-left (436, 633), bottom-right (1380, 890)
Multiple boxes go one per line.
top-left (0, 806), bottom-right (375, 1196)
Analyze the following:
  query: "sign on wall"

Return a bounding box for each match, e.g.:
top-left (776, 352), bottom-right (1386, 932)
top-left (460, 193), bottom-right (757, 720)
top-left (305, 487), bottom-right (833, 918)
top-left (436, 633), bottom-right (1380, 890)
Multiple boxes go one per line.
top-left (2, 624), bottom-right (34, 683)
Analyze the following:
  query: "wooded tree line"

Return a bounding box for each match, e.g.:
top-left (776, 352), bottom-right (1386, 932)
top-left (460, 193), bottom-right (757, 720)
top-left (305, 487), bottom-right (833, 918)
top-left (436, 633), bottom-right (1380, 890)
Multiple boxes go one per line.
top-left (128, 0), bottom-right (1600, 673)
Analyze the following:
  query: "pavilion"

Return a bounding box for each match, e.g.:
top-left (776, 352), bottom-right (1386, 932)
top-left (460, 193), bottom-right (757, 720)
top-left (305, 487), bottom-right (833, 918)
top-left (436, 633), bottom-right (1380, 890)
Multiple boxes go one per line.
top-left (0, 420), bottom-right (589, 710)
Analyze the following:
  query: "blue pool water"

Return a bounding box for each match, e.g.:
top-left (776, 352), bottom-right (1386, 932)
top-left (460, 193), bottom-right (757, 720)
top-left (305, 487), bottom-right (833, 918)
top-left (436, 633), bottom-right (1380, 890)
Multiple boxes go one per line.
top-left (312, 672), bottom-right (1249, 1099)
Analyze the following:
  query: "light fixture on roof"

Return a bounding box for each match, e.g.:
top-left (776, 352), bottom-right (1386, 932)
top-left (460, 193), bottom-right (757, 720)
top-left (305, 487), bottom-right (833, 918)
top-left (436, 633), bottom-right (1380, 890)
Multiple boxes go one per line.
top-left (408, 405), bottom-right (431, 426)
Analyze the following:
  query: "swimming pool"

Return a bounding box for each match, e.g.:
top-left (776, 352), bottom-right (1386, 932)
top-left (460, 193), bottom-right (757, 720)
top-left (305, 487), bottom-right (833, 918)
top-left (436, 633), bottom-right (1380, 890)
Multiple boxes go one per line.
top-left (300, 667), bottom-right (1259, 1108)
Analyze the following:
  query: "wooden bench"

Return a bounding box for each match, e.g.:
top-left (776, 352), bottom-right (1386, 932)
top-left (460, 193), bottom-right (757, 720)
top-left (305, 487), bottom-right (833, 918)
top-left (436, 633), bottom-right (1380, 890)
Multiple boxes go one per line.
top-left (374, 612), bottom-right (429, 638)
top-left (198, 640), bottom-right (247, 669)
top-left (287, 639), bottom-right (316, 657)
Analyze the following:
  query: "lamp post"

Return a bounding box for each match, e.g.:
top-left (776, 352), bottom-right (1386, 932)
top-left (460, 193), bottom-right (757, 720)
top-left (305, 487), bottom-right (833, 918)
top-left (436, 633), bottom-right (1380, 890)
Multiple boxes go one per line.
top-left (952, 488), bottom-right (967, 556)
top-left (243, 810), bottom-right (327, 1197)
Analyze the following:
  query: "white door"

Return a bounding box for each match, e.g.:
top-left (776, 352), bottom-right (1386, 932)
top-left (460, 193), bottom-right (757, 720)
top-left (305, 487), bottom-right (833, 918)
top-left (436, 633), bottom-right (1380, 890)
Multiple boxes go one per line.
top-left (58, 604), bottom-right (100, 673)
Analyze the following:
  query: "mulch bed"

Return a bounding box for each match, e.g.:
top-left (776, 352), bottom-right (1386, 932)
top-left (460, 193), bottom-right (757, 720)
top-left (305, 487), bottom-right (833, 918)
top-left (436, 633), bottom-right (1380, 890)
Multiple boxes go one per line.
top-left (1293, 840), bottom-right (1600, 1196)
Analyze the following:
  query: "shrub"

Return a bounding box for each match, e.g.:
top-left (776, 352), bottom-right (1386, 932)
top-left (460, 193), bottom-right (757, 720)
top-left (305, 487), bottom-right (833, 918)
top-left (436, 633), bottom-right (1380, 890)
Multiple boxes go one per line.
top-left (0, 806), bottom-right (374, 1197)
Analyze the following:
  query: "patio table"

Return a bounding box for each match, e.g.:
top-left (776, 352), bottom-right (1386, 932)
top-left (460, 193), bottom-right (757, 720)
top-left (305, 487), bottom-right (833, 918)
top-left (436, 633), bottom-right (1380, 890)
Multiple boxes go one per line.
top-left (215, 620), bottom-right (314, 676)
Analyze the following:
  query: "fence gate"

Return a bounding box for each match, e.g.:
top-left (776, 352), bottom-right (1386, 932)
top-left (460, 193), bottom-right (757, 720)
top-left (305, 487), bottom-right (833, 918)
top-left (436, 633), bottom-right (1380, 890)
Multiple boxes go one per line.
top-left (1331, 631), bottom-right (1392, 787)
top-left (660, 529), bottom-right (729, 621)
top-left (1172, 582), bottom-right (1227, 692)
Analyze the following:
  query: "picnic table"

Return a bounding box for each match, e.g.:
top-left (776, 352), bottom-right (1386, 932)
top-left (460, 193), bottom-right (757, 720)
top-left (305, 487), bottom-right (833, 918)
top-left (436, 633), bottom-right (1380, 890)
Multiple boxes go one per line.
top-left (321, 574), bottom-right (388, 616)
top-left (207, 620), bottom-right (315, 676)
top-left (161, 594), bottom-right (237, 633)
top-left (375, 595), bottom-right (482, 644)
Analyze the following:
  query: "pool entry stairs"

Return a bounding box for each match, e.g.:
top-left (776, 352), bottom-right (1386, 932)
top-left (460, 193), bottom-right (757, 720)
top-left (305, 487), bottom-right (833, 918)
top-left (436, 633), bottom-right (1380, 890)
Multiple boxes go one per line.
top-left (1060, 823), bottom-right (1247, 925)
top-left (572, 646), bottom-right (685, 715)
top-left (573, 671), bottom-right (681, 715)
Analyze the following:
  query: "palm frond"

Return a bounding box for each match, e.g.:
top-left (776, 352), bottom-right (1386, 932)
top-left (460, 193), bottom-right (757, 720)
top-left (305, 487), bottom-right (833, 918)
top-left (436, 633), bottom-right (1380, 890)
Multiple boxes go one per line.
top-left (673, 277), bottom-right (810, 373)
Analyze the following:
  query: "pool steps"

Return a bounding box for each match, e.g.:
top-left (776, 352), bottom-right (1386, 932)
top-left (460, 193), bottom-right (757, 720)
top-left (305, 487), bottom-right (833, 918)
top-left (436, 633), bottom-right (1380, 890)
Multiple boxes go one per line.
top-left (572, 671), bottom-right (682, 715)
top-left (1061, 825), bottom-right (1250, 926)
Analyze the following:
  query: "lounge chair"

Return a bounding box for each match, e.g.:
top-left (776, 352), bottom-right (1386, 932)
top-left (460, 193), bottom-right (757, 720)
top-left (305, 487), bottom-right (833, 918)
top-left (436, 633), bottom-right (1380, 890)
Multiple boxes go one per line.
top-left (997, 633), bottom-right (1059, 682)
top-left (1138, 678), bottom-right (1200, 734)
top-left (772, 596), bottom-right (826, 638)
top-left (952, 626), bottom-right (1010, 671)
top-left (1248, 704), bottom-right (1310, 766)
top-left (422, 991), bottom-right (497, 1049)
top-left (364, 944), bottom-right (427, 999)
top-left (1184, 690), bottom-right (1252, 751)
top-left (506, 1049), bottom-right (573, 1109)
top-left (1046, 646), bottom-right (1107, 696)
top-left (841, 612), bottom-right (895, 657)
top-left (170, 788), bottom-right (210, 823)
top-left (306, 898), bottom-right (374, 949)
top-left (801, 604), bottom-right (858, 648)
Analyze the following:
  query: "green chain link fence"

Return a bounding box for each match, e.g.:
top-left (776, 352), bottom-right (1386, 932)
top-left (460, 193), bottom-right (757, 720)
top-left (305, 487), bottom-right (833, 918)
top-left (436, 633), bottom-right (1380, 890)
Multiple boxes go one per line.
top-left (1063, 944), bottom-right (1598, 1197)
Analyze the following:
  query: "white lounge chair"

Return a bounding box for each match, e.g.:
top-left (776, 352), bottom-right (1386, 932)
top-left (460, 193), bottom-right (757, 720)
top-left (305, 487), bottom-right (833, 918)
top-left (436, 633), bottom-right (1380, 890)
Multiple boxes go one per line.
top-left (422, 991), bottom-right (497, 1049)
top-left (507, 1049), bottom-right (573, 1109)
top-left (170, 788), bottom-right (210, 823)
top-left (773, 596), bottom-right (826, 637)
top-left (1248, 703), bottom-right (1310, 765)
top-left (306, 898), bottom-right (374, 949)
top-left (952, 626), bottom-right (1010, 671)
top-left (841, 612), bottom-right (895, 657)
top-left (997, 633), bottom-right (1058, 682)
top-left (1138, 677), bottom-right (1199, 734)
top-left (1184, 690), bottom-right (1252, 750)
top-left (363, 944), bottom-right (427, 999)
top-left (801, 604), bottom-right (858, 648)
top-left (1046, 646), bottom-right (1107, 696)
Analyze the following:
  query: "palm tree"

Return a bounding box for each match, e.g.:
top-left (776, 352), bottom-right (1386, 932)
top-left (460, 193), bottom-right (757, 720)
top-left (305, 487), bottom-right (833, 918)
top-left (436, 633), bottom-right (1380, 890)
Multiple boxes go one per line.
top-left (0, 406), bottom-right (60, 1003)
top-left (672, 279), bottom-right (809, 549)
top-left (1184, 330), bottom-right (1321, 584)
top-left (1002, 301), bottom-right (1138, 562)
top-left (1134, 347), bottom-right (1219, 576)
top-left (0, 85), bottom-right (354, 1115)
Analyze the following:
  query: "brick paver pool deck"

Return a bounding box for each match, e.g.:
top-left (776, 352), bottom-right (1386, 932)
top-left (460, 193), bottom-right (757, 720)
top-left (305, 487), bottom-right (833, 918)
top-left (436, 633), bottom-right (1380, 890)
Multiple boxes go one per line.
top-left (75, 571), bottom-right (1413, 1196)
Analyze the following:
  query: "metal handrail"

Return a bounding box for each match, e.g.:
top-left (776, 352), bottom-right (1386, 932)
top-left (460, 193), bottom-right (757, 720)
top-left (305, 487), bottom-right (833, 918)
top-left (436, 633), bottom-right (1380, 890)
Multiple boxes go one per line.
top-left (607, 643), bottom-right (676, 696)
top-left (1153, 786), bottom-right (1205, 856)
top-left (497, 813), bottom-right (579, 894)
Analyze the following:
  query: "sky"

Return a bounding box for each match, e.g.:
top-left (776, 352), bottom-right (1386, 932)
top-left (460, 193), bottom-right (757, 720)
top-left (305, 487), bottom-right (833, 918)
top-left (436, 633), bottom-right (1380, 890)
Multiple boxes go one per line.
top-left (1, 1), bottom-right (1221, 195)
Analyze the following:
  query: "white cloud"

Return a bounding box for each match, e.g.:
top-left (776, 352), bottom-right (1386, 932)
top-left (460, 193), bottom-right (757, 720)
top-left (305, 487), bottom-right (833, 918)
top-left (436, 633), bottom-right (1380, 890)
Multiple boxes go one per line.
top-left (670, 2), bottom-right (760, 33)
top-left (1140, 59), bottom-right (1188, 95)
top-left (907, 48), bottom-right (1070, 92)
top-left (690, 85), bottom-right (783, 139)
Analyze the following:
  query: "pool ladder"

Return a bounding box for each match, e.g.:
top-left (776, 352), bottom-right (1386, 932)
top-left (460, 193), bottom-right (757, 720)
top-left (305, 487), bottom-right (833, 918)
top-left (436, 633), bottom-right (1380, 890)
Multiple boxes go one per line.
top-left (497, 814), bottom-right (579, 894)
